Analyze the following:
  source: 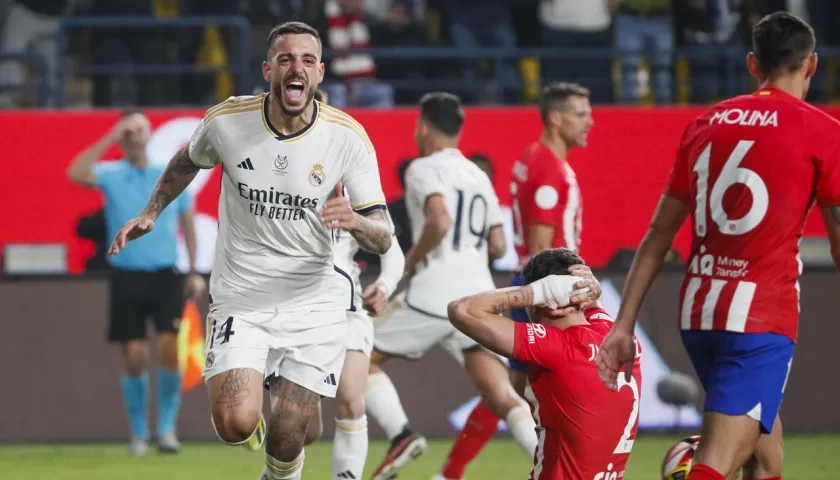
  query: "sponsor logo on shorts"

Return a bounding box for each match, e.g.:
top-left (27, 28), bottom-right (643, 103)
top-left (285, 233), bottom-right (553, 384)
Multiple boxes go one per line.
top-left (323, 373), bottom-right (337, 386)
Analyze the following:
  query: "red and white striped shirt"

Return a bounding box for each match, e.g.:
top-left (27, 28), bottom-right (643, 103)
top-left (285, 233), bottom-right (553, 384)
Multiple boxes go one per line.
top-left (324, 0), bottom-right (376, 80)
top-left (511, 142), bottom-right (582, 267)
top-left (666, 87), bottom-right (840, 343)
top-left (512, 308), bottom-right (642, 480)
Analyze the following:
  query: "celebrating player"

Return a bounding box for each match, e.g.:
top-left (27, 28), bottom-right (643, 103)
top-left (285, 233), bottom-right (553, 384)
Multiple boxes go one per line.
top-left (109, 21), bottom-right (392, 480)
top-left (596, 12), bottom-right (840, 480)
top-left (448, 248), bottom-right (642, 480)
top-left (435, 82), bottom-right (594, 480)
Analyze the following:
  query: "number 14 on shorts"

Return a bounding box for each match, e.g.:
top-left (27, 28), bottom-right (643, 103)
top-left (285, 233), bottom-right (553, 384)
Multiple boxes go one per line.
top-left (208, 317), bottom-right (236, 349)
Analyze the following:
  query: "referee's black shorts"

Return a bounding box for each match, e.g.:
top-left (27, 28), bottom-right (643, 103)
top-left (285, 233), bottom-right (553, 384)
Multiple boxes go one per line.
top-left (108, 267), bottom-right (185, 343)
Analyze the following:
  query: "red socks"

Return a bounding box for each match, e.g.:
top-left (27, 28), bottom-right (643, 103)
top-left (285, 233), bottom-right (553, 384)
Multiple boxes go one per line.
top-left (688, 464), bottom-right (726, 480)
top-left (440, 400), bottom-right (500, 479)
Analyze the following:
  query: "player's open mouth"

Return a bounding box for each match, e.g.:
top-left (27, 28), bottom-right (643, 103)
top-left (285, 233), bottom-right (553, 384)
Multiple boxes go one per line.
top-left (285, 81), bottom-right (305, 104)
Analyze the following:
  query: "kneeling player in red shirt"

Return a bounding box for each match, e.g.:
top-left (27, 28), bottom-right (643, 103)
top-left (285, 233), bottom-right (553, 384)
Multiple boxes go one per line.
top-left (448, 248), bottom-right (642, 480)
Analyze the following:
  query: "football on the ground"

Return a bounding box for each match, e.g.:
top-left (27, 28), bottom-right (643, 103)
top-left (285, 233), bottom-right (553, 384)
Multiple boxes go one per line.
top-left (661, 435), bottom-right (701, 480)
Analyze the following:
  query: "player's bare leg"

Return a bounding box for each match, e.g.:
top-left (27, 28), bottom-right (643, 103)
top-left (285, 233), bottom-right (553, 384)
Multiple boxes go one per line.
top-left (155, 331), bottom-right (182, 453)
top-left (742, 416), bottom-right (784, 480)
top-left (688, 412), bottom-right (762, 480)
top-left (257, 376), bottom-right (321, 480)
top-left (207, 368), bottom-right (265, 446)
top-left (304, 402), bottom-right (323, 446)
top-left (463, 349), bottom-right (537, 457)
top-left (367, 350), bottom-right (428, 480)
top-left (122, 339), bottom-right (150, 456)
top-left (332, 350), bottom-right (371, 479)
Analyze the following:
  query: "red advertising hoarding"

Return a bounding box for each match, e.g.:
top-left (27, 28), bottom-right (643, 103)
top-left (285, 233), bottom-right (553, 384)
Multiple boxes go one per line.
top-left (0, 106), bottom-right (834, 273)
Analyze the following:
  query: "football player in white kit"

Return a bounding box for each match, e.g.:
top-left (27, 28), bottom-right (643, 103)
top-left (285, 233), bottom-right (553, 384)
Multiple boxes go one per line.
top-left (365, 93), bottom-right (536, 480)
top-left (108, 22), bottom-right (393, 480)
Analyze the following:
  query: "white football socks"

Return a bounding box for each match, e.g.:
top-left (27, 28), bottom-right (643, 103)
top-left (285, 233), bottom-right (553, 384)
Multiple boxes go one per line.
top-left (260, 450), bottom-right (304, 479)
top-left (506, 404), bottom-right (538, 457)
top-left (332, 416), bottom-right (368, 479)
top-left (365, 371), bottom-right (409, 440)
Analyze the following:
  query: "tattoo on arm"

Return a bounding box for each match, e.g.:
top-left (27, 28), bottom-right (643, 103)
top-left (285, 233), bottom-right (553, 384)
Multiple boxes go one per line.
top-left (217, 368), bottom-right (251, 410)
top-left (490, 287), bottom-right (534, 314)
top-left (142, 146), bottom-right (200, 217)
top-left (350, 209), bottom-right (392, 254)
top-left (831, 206), bottom-right (840, 225)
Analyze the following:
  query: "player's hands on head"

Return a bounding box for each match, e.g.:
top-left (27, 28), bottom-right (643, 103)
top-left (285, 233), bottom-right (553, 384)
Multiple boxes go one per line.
top-left (319, 182), bottom-right (356, 231)
top-left (530, 274), bottom-right (583, 310)
top-left (569, 265), bottom-right (602, 309)
top-left (361, 283), bottom-right (389, 317)
top-left (595, 326), bottom-right (636, 391)
top-left (184, 272), bottom-right (207, 299)
top-left (108, 214), bottom-right (155, 257)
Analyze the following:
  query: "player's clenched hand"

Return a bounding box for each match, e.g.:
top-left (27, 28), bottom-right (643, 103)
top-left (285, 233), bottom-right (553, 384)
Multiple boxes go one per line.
top-left (569, 265), bottom-right (602, 309)
top-left (108, 214), bottom-right (156, 256)
top-left (595, 327), bottom-right (636, 391)
top-left (361, 283), bottom-right (388, 317)
top-left (184, 272), bottom-right (207, 300)
top-left (320, 182), bottom-right (356, 231)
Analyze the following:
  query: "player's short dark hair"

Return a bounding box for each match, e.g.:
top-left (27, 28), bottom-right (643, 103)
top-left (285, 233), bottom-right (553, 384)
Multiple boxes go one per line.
top-left (397, 157), bottom-right (414, 189)
top-left (752, 12), bottom-right (815, 76)
top-left (314, 88), bottom-right (327, 103)
top-left (522, 248), bottom-right (585, 284)
top-left (267, 21), bottom-right (322, 52)
top-left (419, 92), bottom-right (464, 136)
top-left (539, 82), bottom-right (590, 125)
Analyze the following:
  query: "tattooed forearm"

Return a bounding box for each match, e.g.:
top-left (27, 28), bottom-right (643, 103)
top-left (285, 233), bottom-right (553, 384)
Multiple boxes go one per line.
top-left (351, 209), bottom-right (393, 254)
top-left (217, 368), bottom-right (251, 409)
top-left (489, 287), bottom-right (534, 314)
top-left (141, 146), bottom-right (200, 217)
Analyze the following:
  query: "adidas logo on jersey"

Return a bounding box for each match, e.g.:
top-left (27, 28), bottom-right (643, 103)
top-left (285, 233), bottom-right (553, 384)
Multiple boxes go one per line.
top-left (323, 373), bottom-right (337, 386)
top-left (237, 158), bottom-right (254, 170)
top-left (336, 471), bottom-right (357, 479)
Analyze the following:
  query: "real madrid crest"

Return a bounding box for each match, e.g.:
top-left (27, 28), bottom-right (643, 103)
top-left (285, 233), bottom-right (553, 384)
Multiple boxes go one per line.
top-left (205, 351), bottom-right (215, 368)
top-left (309, 163), bottom-right (325, 187)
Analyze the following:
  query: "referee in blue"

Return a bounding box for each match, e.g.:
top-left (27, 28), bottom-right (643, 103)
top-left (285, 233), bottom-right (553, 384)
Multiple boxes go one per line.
top-left (67, 109), bottom-right (205, 456)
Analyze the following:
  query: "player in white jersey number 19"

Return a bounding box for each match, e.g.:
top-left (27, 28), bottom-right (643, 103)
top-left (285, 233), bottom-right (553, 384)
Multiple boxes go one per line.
top-left (109, 22), bottom-right (393, 480)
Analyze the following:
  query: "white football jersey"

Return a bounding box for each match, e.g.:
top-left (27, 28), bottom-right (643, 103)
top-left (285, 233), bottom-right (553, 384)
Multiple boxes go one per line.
top-left (404, 148), bottom-right (504, 317)
top-left (188, 94), bottom-right (387, 314)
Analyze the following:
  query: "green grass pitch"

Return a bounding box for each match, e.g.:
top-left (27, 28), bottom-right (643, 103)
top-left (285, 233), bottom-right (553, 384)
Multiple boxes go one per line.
top-left (2, 435), bottom-right (838, 479)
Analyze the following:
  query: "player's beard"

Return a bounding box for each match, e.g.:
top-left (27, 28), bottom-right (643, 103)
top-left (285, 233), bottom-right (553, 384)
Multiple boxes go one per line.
top-left (273, 81), bottom-right (315, 118)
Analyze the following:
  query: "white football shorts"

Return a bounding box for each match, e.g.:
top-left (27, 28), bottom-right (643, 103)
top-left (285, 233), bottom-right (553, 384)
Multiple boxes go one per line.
top-left (203, 309), bottom-right (348, 398)
top-left (373, 299), bottom-right (478, 365)
top-left (346, 305), bottom-right (374, 357)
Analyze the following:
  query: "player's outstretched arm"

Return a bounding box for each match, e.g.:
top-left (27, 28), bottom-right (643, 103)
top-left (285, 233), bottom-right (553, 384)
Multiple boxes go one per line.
top-left (597, 194), bottom-right (687, 390)
top-left (108, 146), bottom-right (200, 256)
top-left (141, 146), bottom-right (200, 219)
top-left (819, 206), bottom-right (840, 273)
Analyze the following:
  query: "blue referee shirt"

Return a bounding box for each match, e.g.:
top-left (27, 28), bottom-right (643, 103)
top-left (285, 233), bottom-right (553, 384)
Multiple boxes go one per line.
top-left (93, 160), bottom-right (192, 271)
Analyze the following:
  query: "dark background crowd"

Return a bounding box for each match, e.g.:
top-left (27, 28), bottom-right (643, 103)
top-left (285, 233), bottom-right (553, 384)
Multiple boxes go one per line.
top-left (2, 0), bottom-right (840, 108)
